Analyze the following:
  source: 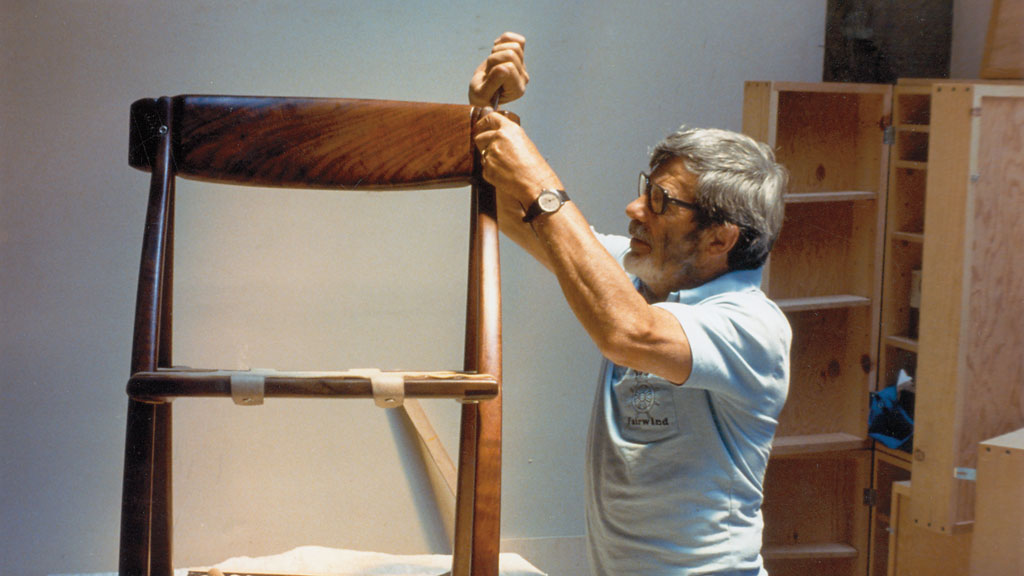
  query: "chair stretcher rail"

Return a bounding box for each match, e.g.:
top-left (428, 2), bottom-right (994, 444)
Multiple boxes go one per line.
top-left (127, 369), bottom-right (498, 401)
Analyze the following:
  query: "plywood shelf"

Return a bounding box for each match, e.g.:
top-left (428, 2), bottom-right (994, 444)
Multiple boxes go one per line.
top-left (893, 160), bottom-right (927, 171)
top-left (895, 124), bottom-right (931, 133)
top-left (875, 442), bottom-right (914, 464)
top-left (783, 191), bottom-right (877, 203)
top-left (772, 433), bottom-right (870, 456)
top-left (891, 231), bottom-right (924, 244)
top-left (763, 543), bottom-right (859, 560)
top-left (884, 335), bottom-right (919, 353)
top-left (776, 295), bottom-right (871, 313)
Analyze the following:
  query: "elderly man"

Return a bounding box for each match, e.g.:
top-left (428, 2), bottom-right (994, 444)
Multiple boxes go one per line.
top-left (470, 33), bottom-right (791, 576)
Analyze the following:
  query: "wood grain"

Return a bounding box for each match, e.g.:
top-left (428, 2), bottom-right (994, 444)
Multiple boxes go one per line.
top-left (130, 96), bottom-right (476, 190)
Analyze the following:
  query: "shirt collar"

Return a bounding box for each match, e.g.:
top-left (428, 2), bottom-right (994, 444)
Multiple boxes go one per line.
top-left (638, 267), bottom-right (764, 306)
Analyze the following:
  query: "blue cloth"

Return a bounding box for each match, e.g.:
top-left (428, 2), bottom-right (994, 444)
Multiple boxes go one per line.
top-left (585, 232), bottom-right (791, 576)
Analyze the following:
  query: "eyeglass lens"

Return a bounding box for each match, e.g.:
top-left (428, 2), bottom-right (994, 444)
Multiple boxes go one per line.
top-left (639, 173), bottom-right (665, 214)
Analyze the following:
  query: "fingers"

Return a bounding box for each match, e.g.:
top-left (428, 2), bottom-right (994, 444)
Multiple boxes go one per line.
top-left (473, 111), bottom-right (510, 151)
top-left (470, 32), bottom-right (528, 106)
top-left (486, 38), bottom-right (528, 103)
top-left (493, 31), bottom-right (526, 49)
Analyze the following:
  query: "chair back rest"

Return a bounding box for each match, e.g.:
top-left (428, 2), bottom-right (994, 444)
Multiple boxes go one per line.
top-left (129, 95), bottom-right (486, 190)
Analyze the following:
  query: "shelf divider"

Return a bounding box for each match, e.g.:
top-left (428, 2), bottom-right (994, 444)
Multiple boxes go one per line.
top-left (776, 295), bottom-right (872, 313)
top-left (772, 432), bottom-right (870, 456)
top-left (763, 542), bottom-right (860, 560)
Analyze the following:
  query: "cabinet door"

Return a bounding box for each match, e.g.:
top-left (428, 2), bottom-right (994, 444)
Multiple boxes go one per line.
top-left (912, 82), bottom-right (1024, 534)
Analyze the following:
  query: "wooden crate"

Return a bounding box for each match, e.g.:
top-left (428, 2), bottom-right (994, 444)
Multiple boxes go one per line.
top-left (970, 428), bottom-right (1024, 576)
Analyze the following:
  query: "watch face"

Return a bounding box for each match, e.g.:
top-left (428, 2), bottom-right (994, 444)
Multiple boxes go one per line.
top-left (539, 191), bottom-right (561, 212)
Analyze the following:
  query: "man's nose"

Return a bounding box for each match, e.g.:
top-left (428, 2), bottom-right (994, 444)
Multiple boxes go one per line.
top-left (626, 195), bottom-right (648, 220)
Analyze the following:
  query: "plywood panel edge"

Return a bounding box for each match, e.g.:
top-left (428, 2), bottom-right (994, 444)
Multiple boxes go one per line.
top-left (742, 81), bottom-right (774, 144)
top-left (911, 83), bottom-right (976, 535)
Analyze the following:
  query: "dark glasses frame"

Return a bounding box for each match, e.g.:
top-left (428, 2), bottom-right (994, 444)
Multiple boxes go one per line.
top-left (638, 172), bottom-right (699, 214)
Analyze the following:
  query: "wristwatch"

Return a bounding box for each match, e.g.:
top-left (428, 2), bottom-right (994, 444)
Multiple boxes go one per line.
top-left (523, 188), bottom-right (570, 223)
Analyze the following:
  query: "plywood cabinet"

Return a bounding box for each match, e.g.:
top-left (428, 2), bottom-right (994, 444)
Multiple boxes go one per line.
top-left (743, 81), bottom-right (892, 576)
top-left (744, 79), bottom-right (1024, 576)
top-left (970, 428), bottom-right (1024, 575)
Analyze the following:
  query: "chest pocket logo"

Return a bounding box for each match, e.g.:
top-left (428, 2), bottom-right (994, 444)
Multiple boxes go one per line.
top-left (613, 371), bottom-right (680, 443)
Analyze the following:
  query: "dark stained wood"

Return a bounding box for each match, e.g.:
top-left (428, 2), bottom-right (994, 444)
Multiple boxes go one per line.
top-left (122, 95), bottom-right (507, 575)
top-left (151, 403), bottom-right (173, 576)
top-left (122, 96), bottom-right (174, 576)
top-left (158, 182), bottom-right (174, 370)
top-left (119, 399), bottom-right (156, 576)
top-left (469, 177), bottom-right (503, 576)
top-left (130, 97), bottom-right (174, 375)
top-left (130, 96), bottom-right (477, 190)
top-left (127, 370), bottom-right (498, 401)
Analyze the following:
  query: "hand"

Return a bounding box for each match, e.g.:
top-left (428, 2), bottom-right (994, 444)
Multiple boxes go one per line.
top-left (474, 112), bottom-right (563, 211)
top-left (469, 32), bottom-right (529, 107)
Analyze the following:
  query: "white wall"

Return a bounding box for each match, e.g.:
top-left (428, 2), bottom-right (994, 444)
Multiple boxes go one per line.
top-left (2, 2), bottom-right (832, 574)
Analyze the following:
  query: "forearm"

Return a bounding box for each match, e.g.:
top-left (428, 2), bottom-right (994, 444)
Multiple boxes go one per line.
top-left (524, 203), bottom-right (690, 380)
top-left (473, 112), bottom-right (691, 380)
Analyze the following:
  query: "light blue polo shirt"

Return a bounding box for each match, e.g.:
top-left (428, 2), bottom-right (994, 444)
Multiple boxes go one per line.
top-left (586, 233), bottom-right (791, 576)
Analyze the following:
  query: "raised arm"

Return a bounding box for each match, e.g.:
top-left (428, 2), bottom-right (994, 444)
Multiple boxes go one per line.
top-left (473, 112), bottom-right (696, 384)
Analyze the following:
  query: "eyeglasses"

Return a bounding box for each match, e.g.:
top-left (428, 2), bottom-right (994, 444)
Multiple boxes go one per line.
top-left (638, 172), bottom-right (699, 215)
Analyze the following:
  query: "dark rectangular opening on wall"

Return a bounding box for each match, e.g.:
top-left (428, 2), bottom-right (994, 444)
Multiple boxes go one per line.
top-left (824, 0), bottom-right (953, 83)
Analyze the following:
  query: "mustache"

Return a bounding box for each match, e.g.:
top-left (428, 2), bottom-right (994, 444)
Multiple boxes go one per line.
top-left (629, 220), bottom-right (649, 243)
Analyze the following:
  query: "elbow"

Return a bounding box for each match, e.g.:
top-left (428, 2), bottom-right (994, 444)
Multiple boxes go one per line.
top-left (595, 322), bottom-right (649, 369)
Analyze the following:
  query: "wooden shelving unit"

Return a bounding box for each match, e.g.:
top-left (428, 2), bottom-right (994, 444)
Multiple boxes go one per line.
top-left (878, 80), bottom-right (931, 396)
top-left (744, 81), bottom-right (891, 576)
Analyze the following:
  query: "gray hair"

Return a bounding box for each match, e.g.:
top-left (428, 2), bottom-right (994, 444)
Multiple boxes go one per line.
top-left (650, 126), bottom-right (787, 271)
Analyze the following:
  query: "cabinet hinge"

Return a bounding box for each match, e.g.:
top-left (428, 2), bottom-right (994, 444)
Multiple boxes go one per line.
top-left (883, 125), bottom-right (895, 145)
top-left (863, 488), bottom-right (878, 507)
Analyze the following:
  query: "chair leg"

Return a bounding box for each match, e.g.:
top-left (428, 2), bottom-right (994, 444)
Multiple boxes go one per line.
top-left (150, 402), bottom-right (173, 576)
top-left (119, 399), bottom-right (156, 576)
top-left (452, 404), bottom-right (479, 576)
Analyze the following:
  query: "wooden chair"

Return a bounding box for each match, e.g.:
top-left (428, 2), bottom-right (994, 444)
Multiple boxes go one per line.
top-left (121, 95), bottom-right (507, 576)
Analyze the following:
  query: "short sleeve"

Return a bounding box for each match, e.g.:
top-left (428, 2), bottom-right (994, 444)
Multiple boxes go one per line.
top-left (655, 294), bottom-right (790, 413)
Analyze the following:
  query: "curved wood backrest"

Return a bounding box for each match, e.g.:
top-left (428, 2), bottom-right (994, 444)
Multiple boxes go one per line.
top-left (129, 95), bottom-right (478, 189)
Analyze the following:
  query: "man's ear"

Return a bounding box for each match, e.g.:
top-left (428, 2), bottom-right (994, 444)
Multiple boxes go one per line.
top-left (704, 222), bottom-right (740, 257)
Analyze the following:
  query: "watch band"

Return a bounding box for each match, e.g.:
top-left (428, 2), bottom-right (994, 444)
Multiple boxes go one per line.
top-left (523, 188), bottom-right (570, 223)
